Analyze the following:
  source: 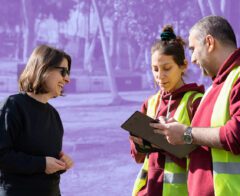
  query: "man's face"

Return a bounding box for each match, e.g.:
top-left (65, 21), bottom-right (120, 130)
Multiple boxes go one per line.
top-left (188, 30), bottom-right (210, 76)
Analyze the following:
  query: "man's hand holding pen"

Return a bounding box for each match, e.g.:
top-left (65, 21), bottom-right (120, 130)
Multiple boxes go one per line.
top-left (150, 116), bottom-right (187, 145)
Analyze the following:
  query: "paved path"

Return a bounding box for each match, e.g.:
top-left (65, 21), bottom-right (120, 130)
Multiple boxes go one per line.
top-left (53, 91), bottom-right (151, 196)
top-left (0, 90), bottom-right (154, 196)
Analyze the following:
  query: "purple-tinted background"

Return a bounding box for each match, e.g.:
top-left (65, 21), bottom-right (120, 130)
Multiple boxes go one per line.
top-left (0, 1), bottom-right (239, 195)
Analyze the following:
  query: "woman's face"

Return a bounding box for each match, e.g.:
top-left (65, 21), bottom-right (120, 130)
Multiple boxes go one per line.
top-left (151, 51), bottom-right (186, 92)
top-left (45, 58), bottom-right (70, 98)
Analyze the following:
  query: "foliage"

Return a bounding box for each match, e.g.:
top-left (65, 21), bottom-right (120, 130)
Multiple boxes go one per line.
top-left (0, 0), bottom-right (77, 27)
top-left (0, 0), bottom-right (22, 26)
top-left (92, 0), bottom-right (201, 48)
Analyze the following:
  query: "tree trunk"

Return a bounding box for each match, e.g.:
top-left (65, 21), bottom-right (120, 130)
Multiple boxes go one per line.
top-left (134, 46), bottom-right (144, 70)
top-left (92, 0), bottom-right (124, 104)
top-left (208, 0), bottom-right (222, 15)
top-left (109, 18), bottom-right (118, 69)
top-left (197, 0), bottom-right (210, 16)
top-left (223, 0), bottom-right (240, 45)
top-left (127, 40), bottom-right (133, 71)
top-left (21, 0), bottom-right (35, 61)
top-left (83, 3), bottom-right (91, 72)
top-left (21, 0), bottom-right (29, 62)
top-left (84, 28), bottom-right (99, 73)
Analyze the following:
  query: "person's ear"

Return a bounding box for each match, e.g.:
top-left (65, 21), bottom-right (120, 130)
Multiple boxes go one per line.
top-left (205, 34), bottom-right (215, 52)
top-left (180, 59), bottom-right (188, 73)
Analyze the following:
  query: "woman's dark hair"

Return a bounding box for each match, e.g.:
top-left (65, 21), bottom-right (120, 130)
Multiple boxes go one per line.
top-left (151, 25), bottom-right (186, 66)
top-left (19, 45), bottom-right (71, 94)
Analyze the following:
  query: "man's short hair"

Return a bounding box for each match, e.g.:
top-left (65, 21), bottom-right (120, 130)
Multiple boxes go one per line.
top-left (190, 15), bottom-right (237, 47)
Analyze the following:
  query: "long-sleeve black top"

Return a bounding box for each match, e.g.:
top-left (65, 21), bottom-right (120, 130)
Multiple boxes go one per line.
top-left (0, 93), bottom-right (64, 196)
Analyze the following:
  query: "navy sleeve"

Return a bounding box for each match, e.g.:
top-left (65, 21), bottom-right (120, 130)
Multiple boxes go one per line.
top-left (0, 98), bottom-right (46, 174)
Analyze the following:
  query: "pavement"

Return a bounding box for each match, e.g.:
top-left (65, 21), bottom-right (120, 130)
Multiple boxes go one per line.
top-left (53, 91), bottom-right (152, 196)
top-left (0, 90), bottom-right (154, 196)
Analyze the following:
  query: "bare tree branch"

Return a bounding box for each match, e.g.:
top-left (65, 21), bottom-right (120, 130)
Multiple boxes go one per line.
top-left (208, 0), bottom-right (222, 15)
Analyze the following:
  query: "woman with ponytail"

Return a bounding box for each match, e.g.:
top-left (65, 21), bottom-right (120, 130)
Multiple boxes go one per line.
top-left (129, 25), bottom-right (204, 196)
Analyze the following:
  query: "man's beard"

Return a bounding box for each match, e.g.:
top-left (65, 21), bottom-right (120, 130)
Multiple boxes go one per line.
top-left (200, 65), bottom-right (209, 76)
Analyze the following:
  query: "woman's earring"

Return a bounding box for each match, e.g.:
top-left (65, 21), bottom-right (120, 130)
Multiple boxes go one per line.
top-left (154, 80), bottom-right (157, 89)
top-left (181, 73), bottom-right (186, 84)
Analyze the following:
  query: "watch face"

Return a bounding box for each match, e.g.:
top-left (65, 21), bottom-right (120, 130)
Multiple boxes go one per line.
top-left (184, 127), bottom-right (193, 144)
top-left (184, 135), bottom-right (192, 144)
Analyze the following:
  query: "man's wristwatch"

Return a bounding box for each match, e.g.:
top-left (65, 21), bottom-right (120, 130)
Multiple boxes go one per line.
top-left (183, 126), bottom-right (193, 144)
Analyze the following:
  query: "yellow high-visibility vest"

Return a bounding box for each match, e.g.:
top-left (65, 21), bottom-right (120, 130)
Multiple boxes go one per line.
top-left (132, 91), bottom-right (203, 196)
top-left (210, 66), bottom-right (240, 195)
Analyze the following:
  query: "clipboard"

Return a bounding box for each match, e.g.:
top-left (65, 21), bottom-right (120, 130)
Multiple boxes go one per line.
top-left (121, 111), bottom-right (197, 158)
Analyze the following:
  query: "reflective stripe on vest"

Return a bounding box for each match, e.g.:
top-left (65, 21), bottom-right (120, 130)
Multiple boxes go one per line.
top-left (132, 91), bottom-right (203, 196)
top-left (163, 91), bottom-right (201, 196)
top-left (164, 172), bottom-right (187, 184)
top-left (210, 66), bottom-right (240, 196)
top-left (132, 156), bottom-right (149, 196)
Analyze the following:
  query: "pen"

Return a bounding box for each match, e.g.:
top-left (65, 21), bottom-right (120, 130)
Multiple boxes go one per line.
top-left (165, 95), bottom-right (172, 121)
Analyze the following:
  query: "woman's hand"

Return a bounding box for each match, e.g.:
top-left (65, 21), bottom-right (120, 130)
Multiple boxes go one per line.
top-left (129, 135), bottom-right (154, 149)
top-left (45, 156), bottom-right (66, 174)
top-left (129, 135), bottom-right (144, 147)
top-left (59, 151), bottom-right (74, 170)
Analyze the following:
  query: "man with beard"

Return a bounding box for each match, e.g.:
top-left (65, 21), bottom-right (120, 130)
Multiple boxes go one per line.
top-left (150, 15), bottom-right (240, 196)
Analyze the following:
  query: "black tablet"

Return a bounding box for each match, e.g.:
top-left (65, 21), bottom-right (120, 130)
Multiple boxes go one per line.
top-left (121, 111), bottom-right (197, 158)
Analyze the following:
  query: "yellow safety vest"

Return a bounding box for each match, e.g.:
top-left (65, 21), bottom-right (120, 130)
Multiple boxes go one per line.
top-left (132, 91), bottom-right (203, 196)
top-left (210, 66), bottom-right (240, 195)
